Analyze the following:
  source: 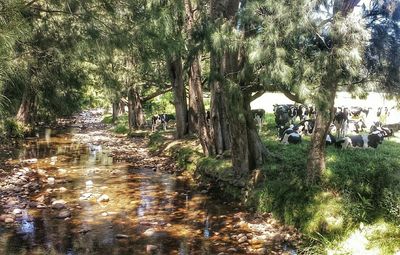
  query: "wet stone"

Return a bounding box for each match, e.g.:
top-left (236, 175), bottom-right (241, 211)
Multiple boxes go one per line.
top-left (4, 217), bottom-right (15, 223)
top-left (47, 177), bottom-right (55, 185)
top-left (56, 210), bottom-right (71, 219)
top-left (238, 235), bottom-right (248, 243)
top-left (12, 209), bottom-right (23, 215)
top-left (97, 194), bottom-right (109, 202)
top-left (52, 200), bottom-right (67, 210)
top-left (146, 245), bottom-right (158, 253)
top-left (143, 228), bottom-right (155, 237)
top-left (115, 234), bottom-right (129, 239)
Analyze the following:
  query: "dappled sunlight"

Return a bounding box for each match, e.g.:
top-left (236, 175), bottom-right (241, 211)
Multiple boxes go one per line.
top-left (0, 128), bottom-right (302, 254)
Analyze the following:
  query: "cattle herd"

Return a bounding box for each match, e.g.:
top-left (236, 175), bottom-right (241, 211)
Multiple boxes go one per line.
top-left (151, 104), bottom-right (398, 149)
top-left (258, 104), bottom-right (399, 149)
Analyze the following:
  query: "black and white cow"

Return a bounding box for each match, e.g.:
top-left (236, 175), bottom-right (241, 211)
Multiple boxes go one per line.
top-left (151, 113), bottom-right (175, 132)
top-left (370, 121), bottom-right (394, 138)
top-left (274, 105), bottom-right (291, 131)
top-left (296, 119), bottom-right (315, 135)
top-left (252, 109), bottom-right (266, 133)
top-left (335, 132), bottom-right (383, 149)
top-left (297, 105), bottom-right (309, 121)
top-left (280, 125), bottom-right (302, 144)
top-left (333, 108), bottom-right (349, 138)
top-left (326, 133), bottom-right (336, 146)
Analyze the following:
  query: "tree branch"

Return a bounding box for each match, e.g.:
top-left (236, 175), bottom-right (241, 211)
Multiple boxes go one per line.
top-left (142, 87), bottom-right (172, 102)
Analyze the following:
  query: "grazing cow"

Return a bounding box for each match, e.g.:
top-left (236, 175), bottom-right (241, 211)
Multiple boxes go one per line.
top-left (297, 105), bottom-right (309, 121)
top-left (280, 126), bottom-right (302, 144)
top-left (326, 133), bottom-right (336, 146)
top-left (296, 119), bottom-right (315, 135)
top-left (333, 108), bottom-right (349, 138)
top-left (347, 119), bottom-right (367, 133)
top-left (252, 109), bottom-right (265, 133)
top-left (152, 113), bottom-right (175, 132)
top-left (370, 122), bottom-right (394, 138)
top-left (308, 105), bottom-right (317, 119)
top-left (335, 132), bottom-right (383, 149)
top-left (274, 105), bottom-right (291, 129)
top-left (349, 106), bottom-right (370, 119)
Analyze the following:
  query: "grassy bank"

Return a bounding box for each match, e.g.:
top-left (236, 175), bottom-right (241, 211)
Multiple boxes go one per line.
top-left (250, 114), bottom-right (400, 254)
top-left (106, 113), bottom-right (400, 254)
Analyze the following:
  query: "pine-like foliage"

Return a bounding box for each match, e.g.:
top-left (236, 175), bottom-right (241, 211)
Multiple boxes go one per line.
top-left (244, 0), bottom-right (370, 105)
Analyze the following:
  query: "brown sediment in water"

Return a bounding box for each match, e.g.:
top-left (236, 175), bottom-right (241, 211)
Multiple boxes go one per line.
top-left (0, 113), bottom-right (302, 255)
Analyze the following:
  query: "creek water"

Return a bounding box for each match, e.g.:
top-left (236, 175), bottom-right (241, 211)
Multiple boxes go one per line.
top-left (0, 128), bottom-right (266, 255)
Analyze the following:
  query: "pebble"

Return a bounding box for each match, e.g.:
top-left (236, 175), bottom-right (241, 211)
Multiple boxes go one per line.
top-left (238, 235), bottom-right (248, 243)
top-left (97, 194), bottom-right (109, 202)
top-left (146, 245), bottom-right (158, 253)
top-left (80, 193), bottom-right (92, 200)
top-left (47, 177), bottom-right (55, 185)
top-left (85, 180), bottom-right (93, 187)
top-left (12, 209), bottom-right (22, 215)
top-left (115, 234), bottom-right (129, 239)
top-left (58, 168), bottom-right (67, 174)
top-left (52, 200), bottom-right (66, 209)
top-left (23, 158), bottom-right (38, 164)
top-left (143, 228), bottom-right (155, 237)
top-left (4, 218), bottom-right (14, 223)
top-left (59, 187), bottom-right (68, 193)
top-left (57, 210), bottom-right (71, 219)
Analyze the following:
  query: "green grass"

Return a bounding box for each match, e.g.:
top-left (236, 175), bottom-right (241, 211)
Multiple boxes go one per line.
top-left (102, 114), bottom-right (130, 134)
top-left (250, 113), bottom-right (400, 254)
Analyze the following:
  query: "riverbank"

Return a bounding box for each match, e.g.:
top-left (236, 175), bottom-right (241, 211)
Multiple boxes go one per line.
top-left (144, 113), bottom-right (400, 254)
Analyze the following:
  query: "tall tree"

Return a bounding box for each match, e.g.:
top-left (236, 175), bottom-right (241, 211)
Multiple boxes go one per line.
top-left (208, 0), bottom-right (268, 176)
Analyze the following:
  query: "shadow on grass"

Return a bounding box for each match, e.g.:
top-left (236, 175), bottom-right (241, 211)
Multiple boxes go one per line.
top-left (252, 114), bottom-right (400, 253)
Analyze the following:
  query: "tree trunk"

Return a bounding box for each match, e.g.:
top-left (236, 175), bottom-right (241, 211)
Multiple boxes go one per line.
top-left (112, 100), bottom-right (120, 123)
top-left (131, 88), bottom-right (145, 129)
top-left (16, 85), bottom-right (35, 125)
top-left (306, 0), bottom-right (361, 184)
top-left (168, 55), bottom-right (188, 138)
top-left (210, 55), bottom-right (231, 155)
top-left (185, 0), bottom-right (215, 156)
top-left (127, 89), bottom-right (134, 130)
top-left (306, 53), bottom-right (338, 184)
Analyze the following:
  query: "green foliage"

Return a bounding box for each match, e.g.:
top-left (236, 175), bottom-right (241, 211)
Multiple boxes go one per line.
top-left (112, 114), bottom-right (129, 134)
top-left (102, 115), bottom-right (114, 124)
top-left (3, 118), bottom-right (27, 138)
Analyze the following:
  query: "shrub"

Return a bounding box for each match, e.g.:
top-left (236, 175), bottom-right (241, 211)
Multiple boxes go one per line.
top-left (3, 118), bottom-right (26, 138)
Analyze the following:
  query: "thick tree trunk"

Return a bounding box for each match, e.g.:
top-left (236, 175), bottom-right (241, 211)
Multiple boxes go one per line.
top-left (168, 56), bottom-right (188, 138)
top-left (306, 60), bottom-right (338, 184)
top-left (127, 87), bottom-right (145, 130)
top-left (189, 56), bottom-right (215, 156)
top-left (306, 0), bottom-right (360, 184)
top-left (16, 85), bottom-right (35, 125)
top-left (131, 88), bottom-right (145, 129)
top-left (185, 0), bottom-right (215, 156)
top-left (210, 56), bottom-right (231, 155)
top-left (112, 100), bottom-right (120, 123)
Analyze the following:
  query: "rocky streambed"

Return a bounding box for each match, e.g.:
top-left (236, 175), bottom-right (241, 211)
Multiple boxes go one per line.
top-left (0, 111), bottom-right (302, 255)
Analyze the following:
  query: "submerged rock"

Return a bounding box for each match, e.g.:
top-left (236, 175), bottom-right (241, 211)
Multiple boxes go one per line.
top-left (56, 210), bottom-right (71, 219)
top-left (115, 234), bottom-right (129, 239)
top-left (143, 228), bottom-right (155, 237)
top-left (47, 177), bottom-right (55, 185)
top-left (146, 245), bottom-right (158, 253)
top-left (97, 194), bottom-right (109, 202)
top-left (51, 200), bottom-right (66, 209)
